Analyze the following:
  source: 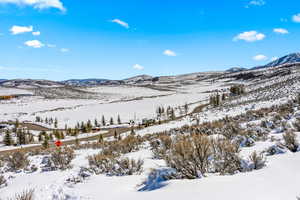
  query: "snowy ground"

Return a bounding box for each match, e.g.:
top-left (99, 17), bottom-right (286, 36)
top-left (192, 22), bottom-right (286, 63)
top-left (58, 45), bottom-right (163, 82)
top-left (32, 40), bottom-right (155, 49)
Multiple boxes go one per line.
top-left (0, 81), bottom-right (226, 128)
top-left (1, 142), bottom-right (299, 200)
top-left (1, 67), bottom-right (300, 200)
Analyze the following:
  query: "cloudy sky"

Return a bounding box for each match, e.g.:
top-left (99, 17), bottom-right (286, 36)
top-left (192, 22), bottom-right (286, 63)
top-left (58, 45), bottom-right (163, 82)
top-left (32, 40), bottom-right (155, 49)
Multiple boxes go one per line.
top-left (0, 0), bottom-right (299, 80)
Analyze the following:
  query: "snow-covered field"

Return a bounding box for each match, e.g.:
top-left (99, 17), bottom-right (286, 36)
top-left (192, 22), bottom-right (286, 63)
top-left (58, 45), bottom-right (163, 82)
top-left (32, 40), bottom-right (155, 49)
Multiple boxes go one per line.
top-left (1, 65), bottom-right (300, 200)
top-left (0, 81), bottom-right (226, 128)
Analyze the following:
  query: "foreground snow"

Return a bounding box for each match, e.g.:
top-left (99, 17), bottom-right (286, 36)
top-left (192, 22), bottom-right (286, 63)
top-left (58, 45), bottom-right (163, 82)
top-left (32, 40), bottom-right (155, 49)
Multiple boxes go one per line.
top-left (1, 147), bottom-right (299, 200)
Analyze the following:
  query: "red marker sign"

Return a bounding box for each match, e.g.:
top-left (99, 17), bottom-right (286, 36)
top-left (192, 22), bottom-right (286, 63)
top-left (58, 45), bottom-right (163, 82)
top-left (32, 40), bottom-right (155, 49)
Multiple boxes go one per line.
top-left (55, 140), bottom-right (62, 147)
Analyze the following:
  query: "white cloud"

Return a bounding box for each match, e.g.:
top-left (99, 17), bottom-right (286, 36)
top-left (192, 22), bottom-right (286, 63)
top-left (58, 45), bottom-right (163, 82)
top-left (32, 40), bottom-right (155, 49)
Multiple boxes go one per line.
top-left (292, 14), bottom-right (300, 23)
top-left (60, 48), bottom-right (69, 52)
top-left (273, 28), bottom-right (289, 34)
top-left (32, 31), bottom-right (40, 36)
top-left (0, 0), bottom-right (65, 11)
top-left (246, 0), bottom-right (265, 8)
top-left (270, 57), bottom-right (278, 62)
top-left (133, 64), bottom-right (144, 70)
top-left (47, 44), bottom-right (56, 48)
top-left (163, 49), bottom-right (177, 56)
top-left (10, 25), bottom-right (33, 35)
top-left (111, 19), bottom-right (129, 29)
top-left (249, 0), bottom-right (265, 6)
top-left (233, 31), bottom-right (265, 42)
top-left (253, 54), bottom-right (267, 61)
top-left (24, 40), bottom-right (44, 48)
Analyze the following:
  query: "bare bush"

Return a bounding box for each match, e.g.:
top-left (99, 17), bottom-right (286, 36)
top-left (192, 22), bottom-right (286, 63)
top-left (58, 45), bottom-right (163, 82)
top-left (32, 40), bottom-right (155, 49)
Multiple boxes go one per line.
top-left (283, 131), bottom-right (299, 152)
top-left (88, 153), bottom-right (143, 176)
top-left (249, 151), bottom-right (266, 170)
top-left (8, 189), bottom-right (34, 200)
top-left (211, 139), bottom-right (241, 175)
top-left (101, 135), bottom-right (143, 156)
top-left (6, 151), bottom-right (29, 171)
top-left (150, 134), bottom-right (172, 159)
top-left (0, 175), bottom-right (7, 188)
top-left (50, 147), bottom-right (75, 170)
top-left (293, 119), bottom-right (300, 131)
top-left (165, 135), bottom-right (212, 179)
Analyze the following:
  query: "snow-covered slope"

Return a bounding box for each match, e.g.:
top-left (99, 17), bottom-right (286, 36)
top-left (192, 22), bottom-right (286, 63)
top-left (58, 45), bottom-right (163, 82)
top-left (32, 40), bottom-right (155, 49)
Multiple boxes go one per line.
top-left (258, 53), bottom-right (300, 68)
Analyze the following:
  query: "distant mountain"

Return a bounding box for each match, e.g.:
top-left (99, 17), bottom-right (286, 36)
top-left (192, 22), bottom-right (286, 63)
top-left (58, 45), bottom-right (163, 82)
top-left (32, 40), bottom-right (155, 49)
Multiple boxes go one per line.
top-left (123, 75), bottom-right (153, 84)
top-left (63, 79), bottom-right (109, 86)
top-left (253, 53), bottom-right (300, 69)
top-left (0, 79), bottom-right (64, 89)
top-left (0, 79), bottom-right (6, 83)
top-left (226, 67), bottom-right (248, 73)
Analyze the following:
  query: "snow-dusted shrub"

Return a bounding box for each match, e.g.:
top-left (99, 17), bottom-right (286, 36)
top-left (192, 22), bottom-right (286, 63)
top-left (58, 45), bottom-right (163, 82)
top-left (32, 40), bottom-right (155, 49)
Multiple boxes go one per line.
top-left (7, 189), bottom-right (34, 200)
top-left (165, 135), bottom-right (212, 179)
top-left (248, 151), bottom-right (266, 170)
top-left (211, 139), bottom-right (241, 175)
top-left (283, 131), bottom-right (299, 152)
top-left (221, 123), bottom-right (244, 140)
top-left (0, 175), bottom-right (7, 188)
top-left (88, 153), bottom-right (143, 176)
top-left (6, 151), bottom-right (29, 171)
top-left (50, 147), bottom-right (75, 170)
top-left (104, 135), bottom-right (143, 155)
top-left (150, 134), bottom-right (172, 159)
top-left (293, 119), bottom-right (300, 131)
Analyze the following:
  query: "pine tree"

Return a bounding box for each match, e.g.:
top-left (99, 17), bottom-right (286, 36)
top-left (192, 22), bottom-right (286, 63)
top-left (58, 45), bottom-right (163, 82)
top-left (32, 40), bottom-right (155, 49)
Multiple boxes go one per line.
top-left (101, 115), bottom-right (106, 126)
top-left (114, 130), bottom-right (118, 139)
top-left (110, 117), bottom-right (114, 125)
top-left (98, 134), bottom-right (104, 143)
top-left (75, 137), bottom-right (79, 146)
top-left (87, 120), bottom-right (92, 132)
top-left (54, 118), bottom-right (58, 128)
top-left (42, 138), bottom-right (49, 149)
top-left (94, 119), bottom-right (98, 127)
top-left (117, 115), bottom-right (121, 124)
top-left (3, 130), bottom-right (12, 146)
top-left (170, 108), bottom-right (176, 120)
top-left (60, 132), bottom-right (65, 139)
top-left (184, 103), bottom-right (189, 115)
top-left (38, 133), bottom-right (43, 142)
top-left (130, 127), bottom-right (135, 135)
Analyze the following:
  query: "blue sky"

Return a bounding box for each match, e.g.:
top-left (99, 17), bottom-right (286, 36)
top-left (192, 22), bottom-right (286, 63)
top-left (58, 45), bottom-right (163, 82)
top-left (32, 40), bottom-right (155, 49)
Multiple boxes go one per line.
top-left (0, 0), bottom-right (299, 80)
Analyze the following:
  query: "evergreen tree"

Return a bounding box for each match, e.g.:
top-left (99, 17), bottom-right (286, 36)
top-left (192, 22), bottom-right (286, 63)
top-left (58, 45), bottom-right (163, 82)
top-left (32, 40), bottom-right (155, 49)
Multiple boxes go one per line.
top-left (94, 119), bottom-right (99, 127)
top-left (60, 132), bottom-right (65, 139)
top-left (98, 134), bottom-right (104, 143)
top-left (54, 118), bottom-right (58, 128)
top-left (38, 132), bottom-right (43, 142)
top-left (75, 137), bottom-right (79, 146)
top-left (117, 115), bottom-right (121, 124)
top-left (87, 119), bottom-right (92, 132)
top-left (114, 130), bottom-right (118, 139)
top-left (42, 138), bottom-right (49, 149)
top-left (101, 115), bottom-right (106, 126)
top-left (170, 108), bottom-right (176, 120)
top-left (184, 103), bottom-right (189, 115)
top-left (130, 127), bottom-right (135, 135)
top-left (3, 130), bottom-right (12, 146)
top-left (110, 117), bottom-right (114, 125)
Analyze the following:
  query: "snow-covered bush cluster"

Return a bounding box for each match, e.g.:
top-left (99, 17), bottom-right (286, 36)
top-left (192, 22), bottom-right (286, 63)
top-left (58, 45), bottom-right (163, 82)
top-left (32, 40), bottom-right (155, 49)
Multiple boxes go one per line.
top-left (88, 153), bottom-right (144, 176)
